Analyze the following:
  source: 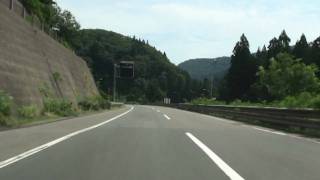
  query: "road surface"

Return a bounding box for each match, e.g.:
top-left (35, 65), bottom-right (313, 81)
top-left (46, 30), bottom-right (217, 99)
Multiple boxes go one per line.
top-left (0, 105), bottom-right (319, 180)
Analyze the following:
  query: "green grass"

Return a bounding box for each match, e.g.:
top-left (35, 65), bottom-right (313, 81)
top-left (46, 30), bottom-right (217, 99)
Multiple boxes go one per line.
top-left (78, 96), bottom-right (111, 111)
top-left (43, 98), bottom-right (77, 117)
top-left (0, 88), bottom-right (114, 128)
top-left (18, 105), bottom-right (38, 119)
top-left (0, 91), bottom-right (13, 126)
top-left (191, 92), bottom-right (320, 109)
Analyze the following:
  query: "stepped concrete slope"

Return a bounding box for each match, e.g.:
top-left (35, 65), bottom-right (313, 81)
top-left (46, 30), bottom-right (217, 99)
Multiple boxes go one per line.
top-left (0, 3), bottom-right (99, 107)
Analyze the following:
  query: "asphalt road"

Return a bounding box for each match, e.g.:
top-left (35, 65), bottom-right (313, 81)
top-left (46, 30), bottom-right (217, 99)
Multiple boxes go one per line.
top-left (0, 105), bottom-right (319, 180)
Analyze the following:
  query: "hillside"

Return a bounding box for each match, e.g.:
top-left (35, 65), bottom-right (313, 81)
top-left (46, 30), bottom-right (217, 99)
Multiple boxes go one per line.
top-left (71, 29), bottom-right (197, 103)
top-left (178, 57), bottom-right (231, 82)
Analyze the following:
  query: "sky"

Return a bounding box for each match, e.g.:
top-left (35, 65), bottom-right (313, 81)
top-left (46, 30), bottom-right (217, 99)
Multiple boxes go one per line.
top-left (56, 0), bottom-right (320, 64)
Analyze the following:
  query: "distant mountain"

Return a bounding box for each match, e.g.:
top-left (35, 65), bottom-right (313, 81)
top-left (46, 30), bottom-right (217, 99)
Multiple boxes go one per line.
top-left (178, 57), bottom-right (231, 83)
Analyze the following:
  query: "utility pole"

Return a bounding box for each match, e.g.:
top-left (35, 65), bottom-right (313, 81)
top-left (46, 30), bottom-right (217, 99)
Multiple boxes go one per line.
top-left (210, 74), bottom-right (214, 98)
top-left (113, 64), bottom-right (117, 102)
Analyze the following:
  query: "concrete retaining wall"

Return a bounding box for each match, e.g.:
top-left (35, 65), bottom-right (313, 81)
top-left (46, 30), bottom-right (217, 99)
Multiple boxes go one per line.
top-left (0, 3), bottom-right (99, 108)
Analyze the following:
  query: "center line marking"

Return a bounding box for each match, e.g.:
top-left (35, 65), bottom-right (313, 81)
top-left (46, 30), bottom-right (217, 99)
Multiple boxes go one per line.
top-left (253, 127), bottom-right (286, 136)
top-left (186, 132), bottom-right (245, 180)
top-left (163, 114), bottom-right (171, 120)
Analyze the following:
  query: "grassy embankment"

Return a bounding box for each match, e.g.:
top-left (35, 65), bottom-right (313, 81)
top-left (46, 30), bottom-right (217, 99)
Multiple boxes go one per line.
top-left (0, 90), bottom-right (112, 128)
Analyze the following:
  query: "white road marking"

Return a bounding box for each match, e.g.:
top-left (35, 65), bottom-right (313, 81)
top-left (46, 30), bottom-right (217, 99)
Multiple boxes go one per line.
top-left (253, 127), bottom-right (286, 136)
top-left (289, 135), bottom-right (320, 144)
top-left (156, 110), bottom-right (161, 113)
top-left (201, 114), bottom-right (234, 124)
top-left (0, 106), bottom-right (135, 169)
top-left (186, 132), bottom-right (245, 180)
top-left (163, 114), bottom-right (171, 120)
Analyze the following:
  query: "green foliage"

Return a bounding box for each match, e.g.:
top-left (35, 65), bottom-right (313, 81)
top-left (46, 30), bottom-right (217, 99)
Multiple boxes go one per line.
top-left (224, 34), bottom-right (258, 101)
top-left (293, 34), bottom-right (310, 64)
top-left (278, 92), bottom-right (320, 109)
top-left (71, 29), bottom-right (193, 103)
top-left (178, 57), bottom-right (231, 86)
top-left (0, 91), bottom-right (13, 125)
top-left (215, 30), bottom-right (320, 105)
top-left (78, 96), bottom-right (111, 111)
top-left (39, 83), bottom-right (53, 98)
top-left (19, 0), bottom-right (80, 48)
top-left (18, 105), bottom-right (38, 119)
top-left (0, 91), bottom-right (12, 117)
top-left (256, 53), bottom-right (320, 99)
top-left (191, 98), bottom-right (225, 105)
top-left (52, 72), bottom-right (62, 82)
top-left (43, 98), bottom-right (75, 117)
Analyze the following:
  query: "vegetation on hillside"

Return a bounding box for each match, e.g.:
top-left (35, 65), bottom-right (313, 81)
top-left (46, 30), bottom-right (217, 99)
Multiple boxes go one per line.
top-left (209, 30), bottom-right (320, 108)
top-left (178, 57), bottom-right (231, 80)
top-left (19, 0), bottom-right (80, 48)
top-left (18, 0), bottom-right (204, 103)
top-left (71, 29), bottom-right (203, 103)
top-left (178, 57), bottom-right (231, 92)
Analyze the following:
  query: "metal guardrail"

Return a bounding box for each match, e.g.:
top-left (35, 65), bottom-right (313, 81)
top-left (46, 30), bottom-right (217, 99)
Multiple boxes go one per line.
top-left (165, 104), bottom-right (320, 130)
top-left (110, 102), bottom-right (124, 109)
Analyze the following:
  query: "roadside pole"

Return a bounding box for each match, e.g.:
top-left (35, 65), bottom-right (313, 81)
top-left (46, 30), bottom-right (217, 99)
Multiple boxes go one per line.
top-left (113, 64), bottom-right (117, 102)
top-left (113, 61), bottom-right (134, 102)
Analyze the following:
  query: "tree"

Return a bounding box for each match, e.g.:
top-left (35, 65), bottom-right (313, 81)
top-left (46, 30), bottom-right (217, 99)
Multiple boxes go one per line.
top-left (256, 45), bottom-right (269, 68)
top-left (225, 34), bottom-right (258, 100)
top-left (256, 53), bottom-right (320, 99)
top-left (310, 36), bottom-right (320, 68)
top-left (278, 30), bottom-right (291, 52)
top-left (267, 30), bottom-right (291, 59)
top-left (146, 80), bottom-right (165, 102)
top-left (293, 34), bottom-right (310, 64)
top-left (268, 37), bottom-right (281, 59)
top-left (57, 10), bottom-right (80, 47)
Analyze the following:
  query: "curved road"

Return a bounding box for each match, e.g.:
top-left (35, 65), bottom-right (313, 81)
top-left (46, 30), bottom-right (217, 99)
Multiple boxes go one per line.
top-left (0, 105), bottom-right (319, 180)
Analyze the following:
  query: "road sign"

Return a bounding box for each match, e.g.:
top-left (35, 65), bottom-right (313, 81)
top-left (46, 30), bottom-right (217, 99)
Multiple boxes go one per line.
top-left (164, 98), bottom-right (171, 104)
top-left (119, 61), bottom-right (134, 78)
top-left (113, 61), bottom-right (134, 102)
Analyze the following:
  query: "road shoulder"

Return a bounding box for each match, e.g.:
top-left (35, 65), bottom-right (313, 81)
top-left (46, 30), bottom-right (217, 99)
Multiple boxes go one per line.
top-left (0, 106), bottom-right (131, 162)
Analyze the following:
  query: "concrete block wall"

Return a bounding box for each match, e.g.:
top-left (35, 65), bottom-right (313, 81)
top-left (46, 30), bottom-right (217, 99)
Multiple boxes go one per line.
top-left (0, 3), bottom-right (99, 108)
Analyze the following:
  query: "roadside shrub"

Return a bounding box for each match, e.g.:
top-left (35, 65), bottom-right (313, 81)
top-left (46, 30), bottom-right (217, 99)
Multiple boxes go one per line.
top-left (78, 96), bottom-right (110, 111)
top-left (0, 91), bottom-right (13, 125)
top-left (191, 98), bottom-right (225, 105)
top-left (43, 98), bottom-right (76, 117)
top-left (278, 92), bottom-right (320, 109)
top-left (18, 105), bottom-right (38, 119)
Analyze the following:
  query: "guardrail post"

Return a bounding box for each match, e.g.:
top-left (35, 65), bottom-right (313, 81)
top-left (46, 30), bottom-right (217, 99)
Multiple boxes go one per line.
top-left (10, 0), bottom-right (14, 10)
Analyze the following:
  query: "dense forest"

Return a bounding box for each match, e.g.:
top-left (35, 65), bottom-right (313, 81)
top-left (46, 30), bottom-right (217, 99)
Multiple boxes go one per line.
top-left (18, 0), bottom-right (205, 103)
top-left (218, 31), bottom-right (320, 107)
top-left (72, 29), bottom-right (202, 103)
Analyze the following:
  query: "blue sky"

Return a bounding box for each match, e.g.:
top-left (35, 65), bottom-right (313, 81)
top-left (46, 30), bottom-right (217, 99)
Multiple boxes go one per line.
top-left (56, 0), bottom-right (320, 64)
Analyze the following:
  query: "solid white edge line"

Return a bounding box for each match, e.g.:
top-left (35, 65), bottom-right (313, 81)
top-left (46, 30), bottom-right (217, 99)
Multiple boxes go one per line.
top-left (253, 127), bottom-right (286, 136)
top-left (0, 106), bottom-right (135, 169)
top-left (163, 114), bottom-right (171, 120)
top-left (186, 132), bottom-right (245, 180)
top-left (201, 114), bottom-right (234, 124)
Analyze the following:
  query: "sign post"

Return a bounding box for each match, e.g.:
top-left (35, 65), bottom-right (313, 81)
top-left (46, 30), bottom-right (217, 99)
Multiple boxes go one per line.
top-left (113, 61), bottom-right (134, 102)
